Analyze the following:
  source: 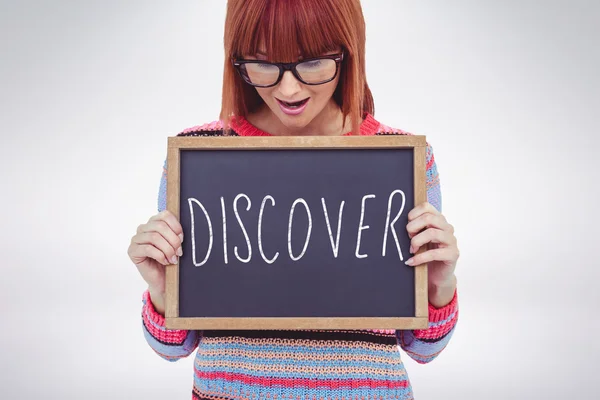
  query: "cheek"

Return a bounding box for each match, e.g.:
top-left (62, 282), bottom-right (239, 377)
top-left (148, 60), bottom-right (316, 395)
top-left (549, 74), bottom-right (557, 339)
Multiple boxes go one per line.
top-left (313, 80), bottom-right (339, 102)
top-left (254, 79), bottom-right (338, 106)
top-left (255, 88), bottom-right (274, 103)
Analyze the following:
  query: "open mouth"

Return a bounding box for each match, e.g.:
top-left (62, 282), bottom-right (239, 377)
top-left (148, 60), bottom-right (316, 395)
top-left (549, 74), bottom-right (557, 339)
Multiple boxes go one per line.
top-left (276, 98), bottom-right (310, 109)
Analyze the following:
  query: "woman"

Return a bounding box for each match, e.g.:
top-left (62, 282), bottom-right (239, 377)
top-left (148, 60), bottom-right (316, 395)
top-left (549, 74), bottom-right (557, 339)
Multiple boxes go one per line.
top-left (128, 0), bottom-right (459, 398)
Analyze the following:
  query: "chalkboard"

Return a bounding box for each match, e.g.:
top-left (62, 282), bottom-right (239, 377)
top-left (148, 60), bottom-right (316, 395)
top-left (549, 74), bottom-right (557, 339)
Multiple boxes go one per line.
top-left (164, 135), bottom-right (428, 330)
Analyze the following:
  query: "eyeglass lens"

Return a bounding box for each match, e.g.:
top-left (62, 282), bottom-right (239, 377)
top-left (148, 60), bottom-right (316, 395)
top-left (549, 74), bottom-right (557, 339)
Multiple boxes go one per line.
top-left (241, 59), bottom-right (337, 86)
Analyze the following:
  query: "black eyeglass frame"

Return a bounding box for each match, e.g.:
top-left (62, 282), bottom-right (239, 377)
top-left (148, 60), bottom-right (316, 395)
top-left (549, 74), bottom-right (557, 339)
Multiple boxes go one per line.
top-left (232, 53), bottom-right (344, 88)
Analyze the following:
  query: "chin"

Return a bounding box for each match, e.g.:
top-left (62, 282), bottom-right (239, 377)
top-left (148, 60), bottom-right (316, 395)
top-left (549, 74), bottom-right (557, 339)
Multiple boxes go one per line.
top-left (273, 108), bottom-right (315, 130)
top-left (279, 114), bottom-right (311, 128)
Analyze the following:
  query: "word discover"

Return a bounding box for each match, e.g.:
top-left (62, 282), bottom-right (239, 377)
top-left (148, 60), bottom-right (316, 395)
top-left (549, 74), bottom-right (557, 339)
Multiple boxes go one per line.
top-left (187, 190), bottom-right (409, 267)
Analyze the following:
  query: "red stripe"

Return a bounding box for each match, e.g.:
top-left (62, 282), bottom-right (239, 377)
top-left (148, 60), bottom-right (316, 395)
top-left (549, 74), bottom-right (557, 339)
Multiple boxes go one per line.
top-left (142, 291), bottom-right (188, 343)
top-left (414, 290), bottom-right (459, 340)
top-left (426, 151), bottom-right (435, 170)
top-left (194, 371), bottom-right (409, 389)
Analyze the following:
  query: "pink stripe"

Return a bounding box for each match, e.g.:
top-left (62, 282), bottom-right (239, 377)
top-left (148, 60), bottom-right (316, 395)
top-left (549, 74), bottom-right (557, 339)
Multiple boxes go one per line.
top-left (180, 120), bottom-right (224, 133)
top-left (369, 329), bottom-right (395, 334)
top-left (142, 290), bottom-right (188, 344)
top-left (194, 371), bottom-right (409, 389)
top-left (414, 289), bottom-right (459, 340)
top-left (426, 150), bottom-right (435, 170)
top-left (414, 310), bottom-right (458, 340)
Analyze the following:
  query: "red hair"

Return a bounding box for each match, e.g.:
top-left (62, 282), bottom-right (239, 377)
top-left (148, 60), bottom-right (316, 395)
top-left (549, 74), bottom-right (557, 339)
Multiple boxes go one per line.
top-left (220, 0), bottom-right (374, 135)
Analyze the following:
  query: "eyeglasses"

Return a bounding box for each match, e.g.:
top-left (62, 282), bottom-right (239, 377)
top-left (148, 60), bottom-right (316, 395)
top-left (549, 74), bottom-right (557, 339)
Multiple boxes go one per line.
top-left (232, 53), bottom-right (344, 88)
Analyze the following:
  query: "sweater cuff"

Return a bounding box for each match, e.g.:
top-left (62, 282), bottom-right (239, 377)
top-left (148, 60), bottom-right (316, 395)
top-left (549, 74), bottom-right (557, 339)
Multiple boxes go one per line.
top-left (413, 288), bottom-right (458, 340)
top-left (429, 287), bottom-right (458, 316)
top-left (142, 290), bottom-right (190, 343)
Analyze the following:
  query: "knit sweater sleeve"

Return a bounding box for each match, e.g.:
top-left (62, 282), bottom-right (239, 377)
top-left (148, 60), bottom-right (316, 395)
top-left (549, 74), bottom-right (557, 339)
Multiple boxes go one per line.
top-left (396, 143), bottom-right (459, 364)
top-left (140, 158), bottom-right (200, 361)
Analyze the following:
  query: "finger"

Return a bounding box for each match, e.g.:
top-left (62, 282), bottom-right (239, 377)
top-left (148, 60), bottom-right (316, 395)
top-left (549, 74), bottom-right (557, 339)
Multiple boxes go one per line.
top-left (410, 227), bottom-right (456, 253)
top-left (406, 212), bottom-right (449, 238)
top-left (405, 247), bottom-right (459, 266)
top-left (149, 210), bottom-right (184, 241)
top-left (134, 230), bottom-right (180, 264)
top-left (407, 202), bottom-right (440, 222)
top-left (130, 243), bottom-right (172, 266)
top-left (140, 219), bottom-right (183, 256)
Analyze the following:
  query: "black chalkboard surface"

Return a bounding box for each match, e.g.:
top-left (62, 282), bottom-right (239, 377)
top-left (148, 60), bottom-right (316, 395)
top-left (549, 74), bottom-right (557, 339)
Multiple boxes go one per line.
top-left (164, 135), bottom-right (428, 330)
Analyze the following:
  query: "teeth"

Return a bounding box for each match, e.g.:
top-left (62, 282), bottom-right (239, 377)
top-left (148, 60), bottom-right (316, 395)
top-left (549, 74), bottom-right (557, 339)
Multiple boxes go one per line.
top-left (281, 99), bottom-right (306, 108)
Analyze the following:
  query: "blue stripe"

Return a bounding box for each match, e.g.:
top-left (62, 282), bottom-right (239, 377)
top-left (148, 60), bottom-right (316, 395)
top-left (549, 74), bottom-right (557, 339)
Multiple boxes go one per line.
top-left (193, 377), bottom-right (412, 400)
top-left (195, 356), bottom-right (404, 375)
top-left (400, 326), bottom-right (456, 363)
top-left (428, 309), bottom-right (457, 329)
top-left (194, 364), bottom-right (406, 381)
top-left (142, 322), bottom-right (198, 360)
top-left (200, 341), bottom-right (397, 358)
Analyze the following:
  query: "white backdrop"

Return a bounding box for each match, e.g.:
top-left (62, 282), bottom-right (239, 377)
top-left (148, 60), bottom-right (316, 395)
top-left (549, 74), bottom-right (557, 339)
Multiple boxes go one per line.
top-left (1, 1), bottom-right (598, 399)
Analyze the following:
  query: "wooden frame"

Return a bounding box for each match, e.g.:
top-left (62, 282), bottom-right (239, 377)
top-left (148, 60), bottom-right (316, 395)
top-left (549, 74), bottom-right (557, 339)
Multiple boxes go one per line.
top-left (165, 135), bottom-right (428, 330)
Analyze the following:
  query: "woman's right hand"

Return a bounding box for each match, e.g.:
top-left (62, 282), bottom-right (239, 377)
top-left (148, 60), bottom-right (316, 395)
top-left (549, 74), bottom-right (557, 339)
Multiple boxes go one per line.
top-left (127, 210), bottom-right (184, 313)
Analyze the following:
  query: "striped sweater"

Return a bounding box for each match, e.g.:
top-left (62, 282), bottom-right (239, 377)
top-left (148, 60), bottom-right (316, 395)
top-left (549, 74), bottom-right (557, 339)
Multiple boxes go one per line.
top-left (142, 113), bottom-right (459, 400)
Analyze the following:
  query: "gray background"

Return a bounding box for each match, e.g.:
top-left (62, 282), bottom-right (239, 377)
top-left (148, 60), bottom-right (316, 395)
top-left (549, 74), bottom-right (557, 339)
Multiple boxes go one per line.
top-left (1, 1), bottom-right (598, 399)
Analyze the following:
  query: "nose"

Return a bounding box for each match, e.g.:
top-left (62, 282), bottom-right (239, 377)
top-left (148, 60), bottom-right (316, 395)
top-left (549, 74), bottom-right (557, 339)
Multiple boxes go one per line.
top-left (277, 70), bottom-right (302, 98)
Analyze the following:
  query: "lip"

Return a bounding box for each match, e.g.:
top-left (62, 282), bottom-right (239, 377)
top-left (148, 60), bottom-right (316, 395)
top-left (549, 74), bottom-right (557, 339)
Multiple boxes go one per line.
top-left (276, 97), bottom-right (310, 116)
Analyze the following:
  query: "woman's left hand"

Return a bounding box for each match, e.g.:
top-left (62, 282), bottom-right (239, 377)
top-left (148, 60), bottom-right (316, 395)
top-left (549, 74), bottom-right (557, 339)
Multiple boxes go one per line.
top-left (405, 202), bottom-right (459, 288)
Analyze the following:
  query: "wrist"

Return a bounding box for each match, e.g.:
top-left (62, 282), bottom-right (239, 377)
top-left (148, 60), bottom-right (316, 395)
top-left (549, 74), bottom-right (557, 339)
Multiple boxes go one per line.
top-left (428, 274), bottom-right (457, 309)
top-left (429, 273), bottom-right (457, 291)
top-left (147, 286), bottom-right (166, 316)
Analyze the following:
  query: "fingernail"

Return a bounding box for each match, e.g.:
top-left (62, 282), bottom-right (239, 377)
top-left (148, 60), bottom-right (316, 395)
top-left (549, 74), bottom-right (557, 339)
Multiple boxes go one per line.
top-left (409, 246), bottom-right (414, 254)
top-left (177, 247), bottom-right (182, 256)
top-left (405, 258), bottom-right (414, 266)
top-left (179, 233), bottom-right (184, 242)
top-left (171, 255), bottom-right (178, 264)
